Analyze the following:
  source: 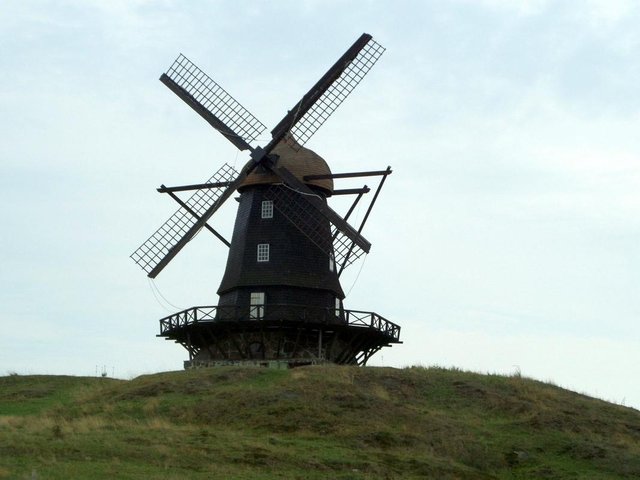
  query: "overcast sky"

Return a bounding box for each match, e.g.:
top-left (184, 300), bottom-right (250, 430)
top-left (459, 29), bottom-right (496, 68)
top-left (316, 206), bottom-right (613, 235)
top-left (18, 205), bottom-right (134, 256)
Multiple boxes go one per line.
top-left (1, 0), bottom-right (639, 409)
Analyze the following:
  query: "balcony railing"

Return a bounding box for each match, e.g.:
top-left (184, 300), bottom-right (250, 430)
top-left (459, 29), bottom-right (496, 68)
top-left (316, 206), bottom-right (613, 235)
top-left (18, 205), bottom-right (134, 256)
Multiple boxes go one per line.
top-left (159, 304), bottom-right (401, 342)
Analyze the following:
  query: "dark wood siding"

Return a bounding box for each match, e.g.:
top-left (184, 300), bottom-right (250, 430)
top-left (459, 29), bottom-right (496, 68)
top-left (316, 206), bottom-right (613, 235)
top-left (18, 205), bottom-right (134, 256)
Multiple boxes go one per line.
top-left (217, 185), bottom-right (344, 309)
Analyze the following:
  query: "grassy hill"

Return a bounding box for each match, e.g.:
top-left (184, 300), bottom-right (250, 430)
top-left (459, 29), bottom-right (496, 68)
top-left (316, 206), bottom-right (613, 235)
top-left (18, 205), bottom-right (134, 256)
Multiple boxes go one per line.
top-left (1, 366), bottom-right (639, 479)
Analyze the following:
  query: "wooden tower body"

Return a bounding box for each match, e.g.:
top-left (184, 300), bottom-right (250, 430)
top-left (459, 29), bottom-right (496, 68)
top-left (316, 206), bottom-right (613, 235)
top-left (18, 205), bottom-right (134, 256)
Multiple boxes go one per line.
top-left (217, 145), bottom-right (343, 315)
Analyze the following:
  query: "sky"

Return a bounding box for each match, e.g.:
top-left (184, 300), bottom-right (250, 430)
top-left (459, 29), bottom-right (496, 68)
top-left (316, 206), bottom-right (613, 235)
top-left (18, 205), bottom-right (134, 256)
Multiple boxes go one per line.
top-left (1, 0), bottom-right (639, 408)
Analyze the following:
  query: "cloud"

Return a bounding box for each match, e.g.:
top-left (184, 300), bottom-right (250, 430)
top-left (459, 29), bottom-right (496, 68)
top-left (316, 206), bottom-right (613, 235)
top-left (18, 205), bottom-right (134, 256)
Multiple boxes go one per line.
top-left (1, 0), bottom-right (639, 409)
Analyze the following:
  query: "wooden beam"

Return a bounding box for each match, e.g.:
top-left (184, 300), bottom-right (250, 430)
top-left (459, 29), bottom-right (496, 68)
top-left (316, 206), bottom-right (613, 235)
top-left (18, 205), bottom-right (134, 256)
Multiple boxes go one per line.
top-left (157, 182), bottom-right (231, 193)
top-left (331, 187), bottom-right (370, 196)
top-left (304, 169), bottom-right (391, 181)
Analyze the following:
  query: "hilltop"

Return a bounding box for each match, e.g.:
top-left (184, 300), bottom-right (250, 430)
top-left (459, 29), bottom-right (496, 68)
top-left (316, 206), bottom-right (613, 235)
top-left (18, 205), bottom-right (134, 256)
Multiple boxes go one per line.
top-left (1, 366), bottom-right (639, 479)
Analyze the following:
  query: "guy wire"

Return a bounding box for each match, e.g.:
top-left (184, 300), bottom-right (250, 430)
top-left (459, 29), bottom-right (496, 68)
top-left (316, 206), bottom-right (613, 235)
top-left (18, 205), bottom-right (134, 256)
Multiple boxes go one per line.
top-left (345, 254), bottom-right (368, 297)
top-left (148, 278), bottom-right (184, 311)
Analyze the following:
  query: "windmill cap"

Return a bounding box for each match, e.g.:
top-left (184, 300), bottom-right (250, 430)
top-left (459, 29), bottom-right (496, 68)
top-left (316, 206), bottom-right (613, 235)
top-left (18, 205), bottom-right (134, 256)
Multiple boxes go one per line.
top-left (238, 139), bottom-right (334, 194)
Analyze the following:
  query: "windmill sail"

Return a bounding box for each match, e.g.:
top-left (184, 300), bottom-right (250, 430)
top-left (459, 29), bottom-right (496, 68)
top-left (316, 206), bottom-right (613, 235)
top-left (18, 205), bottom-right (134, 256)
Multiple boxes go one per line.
top-left (264, 184), bottom-right (366, 269)
top-left (161, 54), bottom-right (266, 151)
top-left (130, 163), bottom-right (238, 275)
top-left (271, 34), bottom-right (385, 151)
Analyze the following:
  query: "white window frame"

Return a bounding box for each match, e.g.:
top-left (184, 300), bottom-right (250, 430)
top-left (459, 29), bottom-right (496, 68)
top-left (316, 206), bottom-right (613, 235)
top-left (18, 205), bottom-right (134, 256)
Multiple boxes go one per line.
top-left (257, 243), bottom-right (270, 262)
top-left (261, 200), bottom-right (274, 219)
top-left (250, 292), bottom-right (265, 320)
top-left (334, 297), bottom-right (341, 317)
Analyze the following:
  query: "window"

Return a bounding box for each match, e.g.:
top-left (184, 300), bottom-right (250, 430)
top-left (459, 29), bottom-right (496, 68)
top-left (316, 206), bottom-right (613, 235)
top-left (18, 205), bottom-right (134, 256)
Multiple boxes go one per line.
top-left (334, 297), bottom-right (341, 317)
top-left (257, 243), bottom-right (270, 262)
top-left (250, 292), bottom-right (265, 320)
top-left (261, 200), bottom-right (273, 219)
top-left (329, 252), bottom-right (336, 272)
top-left (249, 341), bottom-right (265, 358)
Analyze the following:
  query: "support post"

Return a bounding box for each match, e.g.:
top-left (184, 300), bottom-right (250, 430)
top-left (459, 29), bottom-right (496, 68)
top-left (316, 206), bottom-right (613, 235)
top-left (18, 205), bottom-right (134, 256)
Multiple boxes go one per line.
top-left (338, 166), bottom-right (392, 277)
top-left (161, 187), bottom-right (231, 247)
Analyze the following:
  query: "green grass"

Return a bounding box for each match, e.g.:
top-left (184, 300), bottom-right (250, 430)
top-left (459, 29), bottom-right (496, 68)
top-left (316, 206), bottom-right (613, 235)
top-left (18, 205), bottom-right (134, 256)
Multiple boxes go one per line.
top-left (0, 375), bottom-right (119, 416)
top-left (1, 366), bottom-right (639, 479)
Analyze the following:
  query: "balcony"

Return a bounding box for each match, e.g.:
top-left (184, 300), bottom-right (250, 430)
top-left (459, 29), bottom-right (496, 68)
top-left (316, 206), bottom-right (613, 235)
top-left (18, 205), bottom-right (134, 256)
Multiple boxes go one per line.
top-left (158, 304), bottom-right (401, 343)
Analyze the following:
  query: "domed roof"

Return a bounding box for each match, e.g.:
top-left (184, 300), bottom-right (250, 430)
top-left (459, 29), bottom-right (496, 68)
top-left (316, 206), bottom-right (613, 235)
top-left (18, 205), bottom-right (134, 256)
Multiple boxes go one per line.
top-left (238, 139), bottom-right (333, 194)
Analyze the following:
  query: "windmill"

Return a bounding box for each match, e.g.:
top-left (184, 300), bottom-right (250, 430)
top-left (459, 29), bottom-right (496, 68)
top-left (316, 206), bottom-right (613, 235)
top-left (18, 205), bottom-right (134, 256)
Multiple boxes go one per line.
top-left (131, 33), bottom-right (401, 368)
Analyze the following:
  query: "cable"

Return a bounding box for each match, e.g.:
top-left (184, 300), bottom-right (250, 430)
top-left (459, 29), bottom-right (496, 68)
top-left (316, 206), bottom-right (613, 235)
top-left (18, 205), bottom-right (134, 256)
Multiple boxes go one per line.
top-left (287, 99), bottom-right (305, 136)
top-left (277, 182), bottom-right (323, 200)
top-left (345, 254), bottom-right (368, 297)
top-left (147, 278), bottom-right (173, 313)
top-left (232, 149), bottom-right (240, 170)
top-left (148, 278), bottom-right (184, 311)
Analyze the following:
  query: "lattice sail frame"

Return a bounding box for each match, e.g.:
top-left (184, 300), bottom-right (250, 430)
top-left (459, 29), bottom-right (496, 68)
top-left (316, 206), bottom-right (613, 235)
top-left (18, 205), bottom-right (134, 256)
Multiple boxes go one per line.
top-left (131, 163), bottom-right (238, 275)
top-left (165, 54), bottom-right (267, 144)
top-left (285, 38), bottom-right (385, 150)
top-left (264, 185), bottom-right (364, 269)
